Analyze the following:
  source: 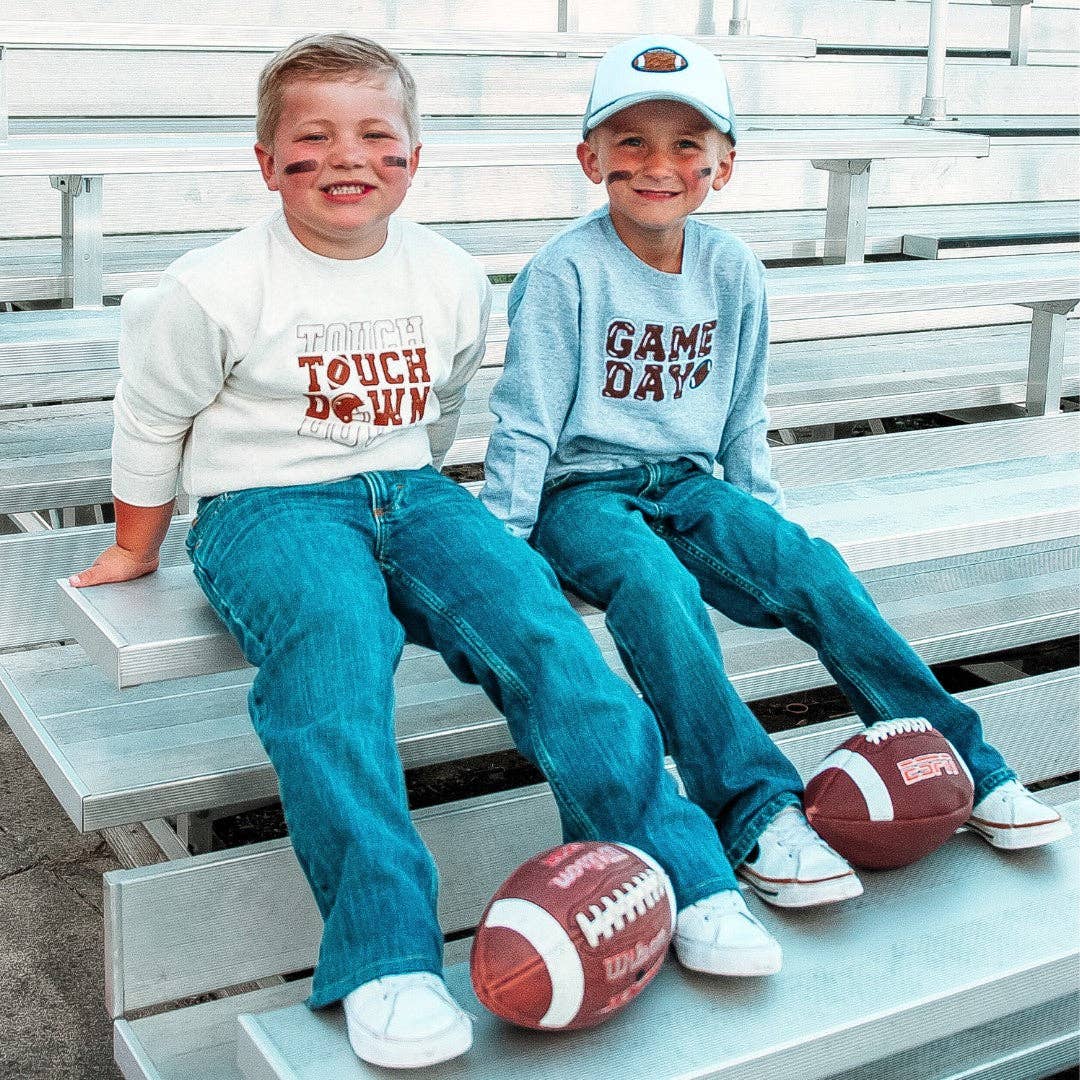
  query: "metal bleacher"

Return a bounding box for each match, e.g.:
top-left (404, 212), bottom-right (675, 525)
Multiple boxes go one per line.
top-left (0, 2), bottom-right (1077, 1078)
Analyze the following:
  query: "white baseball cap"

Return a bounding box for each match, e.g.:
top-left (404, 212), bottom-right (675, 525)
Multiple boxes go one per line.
top-left (582, 35), bottom-right (738, 144)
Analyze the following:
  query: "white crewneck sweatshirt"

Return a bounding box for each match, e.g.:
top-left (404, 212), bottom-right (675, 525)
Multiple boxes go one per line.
top-left (112, 211), bottom-right (492, 505)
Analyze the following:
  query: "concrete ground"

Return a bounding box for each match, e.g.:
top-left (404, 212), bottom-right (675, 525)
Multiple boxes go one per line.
top-left (0, 719), bottom-right (122, 1080)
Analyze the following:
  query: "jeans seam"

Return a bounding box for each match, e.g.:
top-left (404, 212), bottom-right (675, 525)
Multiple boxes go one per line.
top-left (666, 531), bottom-right (895, 723)
top-left (189, 555), bottom-right (268, 666)
top-left (974, 766), bottom-right (1016, 805)
top-left (380, 560), bottom-right (597, 841)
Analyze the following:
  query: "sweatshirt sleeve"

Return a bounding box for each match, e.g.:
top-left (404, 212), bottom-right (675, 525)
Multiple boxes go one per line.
top-left (111, 276), bottom-right (229, 506)
top-left (716, 266), bottom-right (786, 512)
top-left (481, 264), bottom-right (579, 537)
top-left (429, 273), bottom-right (493, 470)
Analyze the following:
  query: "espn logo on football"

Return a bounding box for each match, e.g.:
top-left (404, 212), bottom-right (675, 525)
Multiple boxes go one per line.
top-left (896, 752), bottom-right (960, 786)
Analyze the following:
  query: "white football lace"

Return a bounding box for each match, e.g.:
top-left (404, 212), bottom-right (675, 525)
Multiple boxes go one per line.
top-left (575, 871), bottom-right (665, 949)
top-left (863, 717), bottom-right (932, 745)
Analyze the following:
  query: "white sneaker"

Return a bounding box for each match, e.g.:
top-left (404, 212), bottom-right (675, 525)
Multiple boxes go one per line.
top-left (738, 806), bottom-right (863, 908)
top-left (343, 972), bottom-right (472, 1069)
top-left (968, 780), bottom-right (1073, 850)
top-left (674, 889), bottom-right (783, 976)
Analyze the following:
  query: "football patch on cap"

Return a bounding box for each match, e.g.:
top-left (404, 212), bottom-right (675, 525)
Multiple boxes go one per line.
top-left (632, 48), bottom-right (688, 73)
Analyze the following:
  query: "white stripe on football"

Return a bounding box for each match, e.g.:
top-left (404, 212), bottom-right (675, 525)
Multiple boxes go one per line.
top-left (482, 897), bottom-right (586, 1028)
top-left (809, 747), bottom-right (895, 821)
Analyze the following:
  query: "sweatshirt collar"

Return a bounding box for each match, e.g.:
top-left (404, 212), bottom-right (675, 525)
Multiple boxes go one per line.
top-left (598, 208), bottom-right (700, 281)
top-left (269, 211), bottom-right (403, 273)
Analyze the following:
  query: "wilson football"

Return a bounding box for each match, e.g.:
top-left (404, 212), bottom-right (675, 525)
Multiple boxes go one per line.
top-left (470, 841), bottom-right (675, 1030)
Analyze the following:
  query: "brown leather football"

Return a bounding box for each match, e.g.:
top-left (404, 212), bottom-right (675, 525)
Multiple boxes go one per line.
top-left (470, 841), bottom-right (675, 1029)
top-left (804, 718), bottom-right (975, 870)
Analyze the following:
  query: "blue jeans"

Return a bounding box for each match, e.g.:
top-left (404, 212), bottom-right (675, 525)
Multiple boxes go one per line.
top-left (186, 467), bottom-right (736, 1007)
top-left (533, 460), bottom-right (1015, 868)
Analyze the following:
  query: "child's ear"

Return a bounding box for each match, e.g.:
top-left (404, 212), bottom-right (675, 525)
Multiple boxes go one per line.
top-left (406, 143), bottom-right (422, 188)
top-left (711, 148), bottom-right (735, 192)
top-left (576, 140), bottom-right (604, 186)
top-left (254, 143), bottom-right (279, 192)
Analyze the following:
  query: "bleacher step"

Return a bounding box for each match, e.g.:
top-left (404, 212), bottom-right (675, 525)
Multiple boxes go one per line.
top-left (53, 414), bottom-right (1080, 688)
top-left (4, 553), bottom-right (1074, 832)
top-left (10, 322), bottom-right (1078, 513)
top-left (5, 254), bottom-right (1076, 371)
top-left (117, 984), bottom-right (1080, 1080)
top-left (233, 803), bottom-right (1079, 1080)
top-left (903, 231), bottom-right (1080, 260)
top-left (7, 49), bottom-right (1077, 118)
top-left (7, 200), bottom-right (1076, 301)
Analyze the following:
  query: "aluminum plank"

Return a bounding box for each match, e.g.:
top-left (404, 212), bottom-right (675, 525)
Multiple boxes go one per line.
top-left (0, 515), bottom-right (193, 652)
top-left (115, 988), bottom-right (1080, 1080)
top-left (7, 51), bottom-right (1077, 117)
top-left (8, 328), bottom-right (1078, 507)
top-left (115, 980), bottom-right (311, 1080)
top-left (234, 802), bottom-right (1079, 1080)
top-left (1, 140), bottom-right (1072, 238)
top-left (0, 125), bottom-right (989, 177)
top-left (0, 24), bottom-right (816, 58)
top-left (829, 994), bottom-right (1079, 1080)
top-left (3, 254), bottom-right (1076, 364)
top-left (4, 556), bottom-right (1075, 830)
top-left (52, 415), bottom-right (1079, 685)
top-left (4, 201), bottom-right (1074, 303)
top-left (7, 0), bottom-right (1074, 50)
top-left (104, 759), bottom-right (1079, 1016)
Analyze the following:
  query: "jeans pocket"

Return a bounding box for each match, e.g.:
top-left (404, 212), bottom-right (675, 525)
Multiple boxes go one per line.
top-left (187, 491), bottom-right (235, 554)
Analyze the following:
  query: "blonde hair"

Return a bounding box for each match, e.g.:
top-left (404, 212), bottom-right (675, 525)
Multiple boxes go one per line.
top-left (256, 33), bottom-right (420, 147)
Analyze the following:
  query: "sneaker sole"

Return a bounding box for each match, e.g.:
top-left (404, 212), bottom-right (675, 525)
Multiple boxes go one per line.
top-left (674, 937), bottom-right (783, 977)
top-left (348, 1017), bottom-right (473, 1070)
top-left (737, 867), bottom-right (864, 908)
top-left (968, 815), bottom-right (1073, 851)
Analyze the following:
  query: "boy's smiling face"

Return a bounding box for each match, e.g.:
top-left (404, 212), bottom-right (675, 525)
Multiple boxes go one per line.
top-left (577, 99), bottom-right (734, 267)
top-left (255, 76), bottom-right (420, 260)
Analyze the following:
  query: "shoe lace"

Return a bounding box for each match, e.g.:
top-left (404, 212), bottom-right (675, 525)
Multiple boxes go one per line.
top-left (696, 890), bottom-right (745, 920)
top-left (772, 808), bottom-right (832, 851)
top-left (863, 717), bottom-right (932, 745)
top-left (575, 870), bottom-right (666, 948)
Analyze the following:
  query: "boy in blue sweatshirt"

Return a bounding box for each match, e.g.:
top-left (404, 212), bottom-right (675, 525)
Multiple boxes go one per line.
top-left (482, 35), bottom-right (1070, 952)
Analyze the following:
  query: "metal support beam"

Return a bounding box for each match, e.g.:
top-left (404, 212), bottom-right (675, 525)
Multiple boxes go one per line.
top-left (1024, 300), bottom-right (1078, 416)
top-left (990, 0), bottom-right (1033, 66)
top-left (175, 811), bottom-right (215, 855)
top-left (50, 174), bottom-right (105, 309)
top-left (142, 818), bottom-right (195, 861)
top-left (1008, 2), bottom-right (1031, 66)
top-left (907, 0), bottom-right (952, 125)
top-left (729, 0), bottom-right (750, 36)
top-left (176, 798), bottom-right (280, 856)
top-left (0, 46), bottom-right (8, 143)
top-left (7, 511), bottom-right (53, 533)
top-left (813, 159), bottom-right (871, 265)
top-left (696, 0), bottom-right (717, 36)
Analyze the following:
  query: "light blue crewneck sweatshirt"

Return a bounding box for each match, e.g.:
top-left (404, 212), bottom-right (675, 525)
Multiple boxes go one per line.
top-left (481, 207), bottom-right (784, 538)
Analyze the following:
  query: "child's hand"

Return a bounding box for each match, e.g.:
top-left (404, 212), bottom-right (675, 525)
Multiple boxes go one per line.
top-left (69, 497), bottom-right (176, 588)
top-left (69, 545), bottom-right (159, 588)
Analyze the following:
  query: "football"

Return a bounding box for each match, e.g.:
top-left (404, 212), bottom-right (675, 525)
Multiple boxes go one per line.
top-left (470, 841), bottom-right (676, 1030)
top-left (804, 717), bottom-right (975, 870)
